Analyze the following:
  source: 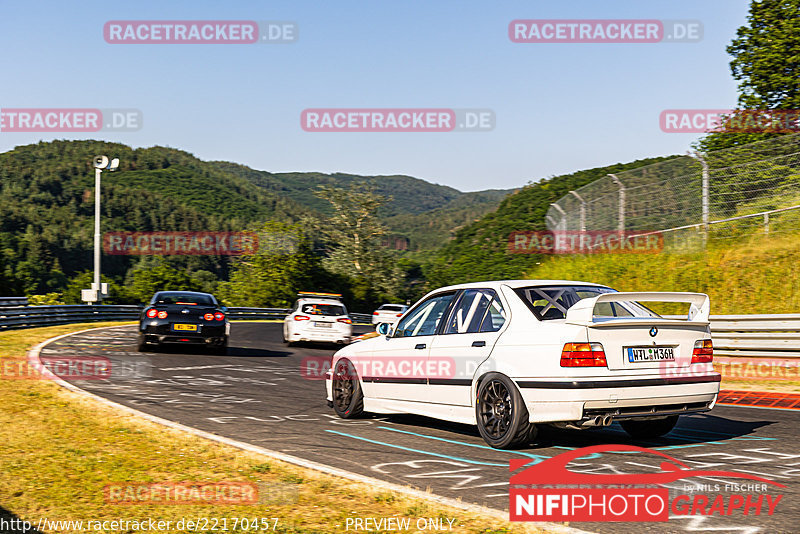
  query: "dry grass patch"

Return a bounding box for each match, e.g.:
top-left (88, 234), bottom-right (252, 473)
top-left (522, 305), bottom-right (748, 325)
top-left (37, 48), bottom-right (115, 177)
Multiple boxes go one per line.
top-left (0, 324), bottom-right (546, 533)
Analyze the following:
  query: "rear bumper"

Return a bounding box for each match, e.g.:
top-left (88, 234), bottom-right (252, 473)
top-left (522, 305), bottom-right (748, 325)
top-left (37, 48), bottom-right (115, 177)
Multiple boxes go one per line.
top-left (292, 332), bottom-right (351, 344)
top-left (516, 373), bottom-right (720, 423)
top-left (140, 325), bottom-right (227, 346)
top-left (290, 324), bottom-right (352, 344)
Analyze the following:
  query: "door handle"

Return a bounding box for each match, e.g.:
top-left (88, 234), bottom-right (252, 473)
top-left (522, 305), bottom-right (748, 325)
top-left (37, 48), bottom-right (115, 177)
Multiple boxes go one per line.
top-left (471, 340), bottom-right (486, 347)
top-left (415, 343), bottom-right (426, 350)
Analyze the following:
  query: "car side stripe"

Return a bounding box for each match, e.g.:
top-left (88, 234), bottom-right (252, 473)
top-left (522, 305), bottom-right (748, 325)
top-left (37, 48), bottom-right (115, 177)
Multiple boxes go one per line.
top-left (516, 375), bottom-right (721, 389)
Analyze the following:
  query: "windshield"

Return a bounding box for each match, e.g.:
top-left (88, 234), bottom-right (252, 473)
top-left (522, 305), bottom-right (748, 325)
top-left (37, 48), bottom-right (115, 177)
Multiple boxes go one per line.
top-left (301, 303), bottom-right (346, 316)
top-left (154, 293), bottom-right (215, 306)
top-left (514, 285), bottom-right (660, 321)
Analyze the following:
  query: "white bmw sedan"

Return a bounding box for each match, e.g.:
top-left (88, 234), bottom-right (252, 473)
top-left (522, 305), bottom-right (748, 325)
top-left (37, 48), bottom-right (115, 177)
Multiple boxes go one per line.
top-left (325, 280), bottom-right (720, 448)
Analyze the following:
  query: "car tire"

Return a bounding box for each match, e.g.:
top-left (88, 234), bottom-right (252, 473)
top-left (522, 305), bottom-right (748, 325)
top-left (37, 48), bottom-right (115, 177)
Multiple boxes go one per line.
top-left (331, 358), bottom-right (364, 418)
top-left (620, 415), bottom-right (679, 439)
top-left (475, 373), bottom-right (535, 449)
top-left (211, 338), bottom-right (228, 356)
top-left (136, 334), bottom-right (149, 352)
top-left (282, 327), bottom-right (295, 346)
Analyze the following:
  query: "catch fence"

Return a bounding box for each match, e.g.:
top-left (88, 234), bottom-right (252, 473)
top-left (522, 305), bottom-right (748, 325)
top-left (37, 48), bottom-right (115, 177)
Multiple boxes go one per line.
top-left (545, 134), bottom-right (800, 250)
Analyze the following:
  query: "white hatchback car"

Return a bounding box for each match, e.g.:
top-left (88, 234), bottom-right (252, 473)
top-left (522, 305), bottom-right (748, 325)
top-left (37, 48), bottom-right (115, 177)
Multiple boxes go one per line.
top-left (326, 280), bottom-right (720, 448)
top-left (283, 295), bottom-right (353, 346)
top-left (371, 303), bottom-right (409, 325)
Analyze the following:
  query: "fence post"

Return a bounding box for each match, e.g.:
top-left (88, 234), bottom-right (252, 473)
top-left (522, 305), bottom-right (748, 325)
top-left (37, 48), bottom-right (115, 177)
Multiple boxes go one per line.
top-left (689, 152), bottom-right (709, 249)
top-left (568, 190), bottom-right (587, 232)
top-left (608, 174), bottom-right (625, 234)
top-left (549, 203), bottom-right (567, 252)
top-left (764, 212), bottom-right (770, 235)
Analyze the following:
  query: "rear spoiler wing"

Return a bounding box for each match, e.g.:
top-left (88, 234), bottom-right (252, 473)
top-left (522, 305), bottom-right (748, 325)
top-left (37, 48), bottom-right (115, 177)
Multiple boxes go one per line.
top-left (565, 292), bottom-right (710, 326)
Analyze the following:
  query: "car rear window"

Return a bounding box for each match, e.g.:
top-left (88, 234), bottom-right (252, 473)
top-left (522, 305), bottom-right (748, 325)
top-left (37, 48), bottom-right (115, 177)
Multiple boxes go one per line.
top-left (514, 286), bottom-right (616, 320)
top-left (515, 285), bottom-right (661, 320)
top-left (155, 293), bottom-right (214, 305)
top-left (301, 303), bottom-right (346, 316)
top-left (379, 305), bottom-right (404, 312)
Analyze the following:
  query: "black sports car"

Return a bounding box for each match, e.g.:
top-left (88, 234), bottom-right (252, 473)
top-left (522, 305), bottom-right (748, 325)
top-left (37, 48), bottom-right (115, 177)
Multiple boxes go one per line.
top-left (137, 291), bottom-right (229, 354)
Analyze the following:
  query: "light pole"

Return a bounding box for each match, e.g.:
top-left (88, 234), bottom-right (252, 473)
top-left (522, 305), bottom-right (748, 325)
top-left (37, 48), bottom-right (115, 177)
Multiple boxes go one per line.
top-left (82, 155), bottom-right (119, 304)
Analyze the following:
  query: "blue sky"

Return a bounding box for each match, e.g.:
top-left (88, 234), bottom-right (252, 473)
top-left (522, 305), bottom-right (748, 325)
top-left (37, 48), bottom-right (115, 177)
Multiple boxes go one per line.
top-left (0, 0), bottom-right (750, 191)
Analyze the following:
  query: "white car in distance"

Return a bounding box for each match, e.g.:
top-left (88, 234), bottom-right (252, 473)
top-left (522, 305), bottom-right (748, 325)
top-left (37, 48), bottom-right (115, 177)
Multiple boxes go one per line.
top-left (283, 293), bottom-right (353, 346)
top-left (325, 280), bottom-right (719, 449)
top-left (371, 303), bottom-right (409, 325)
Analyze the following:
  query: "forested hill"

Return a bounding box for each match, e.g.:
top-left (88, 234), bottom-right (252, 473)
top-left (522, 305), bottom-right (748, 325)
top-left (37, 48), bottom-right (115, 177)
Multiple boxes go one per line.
top-left (0, 140), bottom-right (511, 295)
top-left (211, 162), bottom-right (508, 217)
top-left (0, 140), bottom-right (310, 295)
top-left (423, 155), bottom-right (679, 286)
top-left (211, 162), bottom-right (514, 249)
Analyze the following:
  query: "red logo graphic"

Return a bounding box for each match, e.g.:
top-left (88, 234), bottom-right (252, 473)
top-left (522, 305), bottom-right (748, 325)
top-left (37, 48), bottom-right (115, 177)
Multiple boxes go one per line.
top-left (510, 444), bottom-right (785, 523)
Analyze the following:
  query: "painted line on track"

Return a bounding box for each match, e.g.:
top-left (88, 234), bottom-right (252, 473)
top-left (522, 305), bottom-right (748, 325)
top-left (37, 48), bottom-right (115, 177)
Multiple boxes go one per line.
top-left (377, 426), bottom-right (550, 462)
top-left (324, 429), bottom-right (507, 466)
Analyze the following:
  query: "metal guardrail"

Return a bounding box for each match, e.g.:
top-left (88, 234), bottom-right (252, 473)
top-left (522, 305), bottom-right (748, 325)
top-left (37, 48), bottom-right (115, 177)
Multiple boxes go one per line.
top-left (0, 297), bottom-right (29, 307)
top-left (0, 305), bottom-right (142, 330)
top-left (709, 314), bottom-right (800, 360)
top-left (1, 305), bottom-right (795, 358)
top-left (0, 305), bottom-right (373, 331)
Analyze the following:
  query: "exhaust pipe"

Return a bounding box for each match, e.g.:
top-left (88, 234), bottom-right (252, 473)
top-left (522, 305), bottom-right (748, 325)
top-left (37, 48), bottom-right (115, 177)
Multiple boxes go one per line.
top-left (580, 415), bottom-right (613, 428)
top-left (580, 416), bottom-right (604, 428)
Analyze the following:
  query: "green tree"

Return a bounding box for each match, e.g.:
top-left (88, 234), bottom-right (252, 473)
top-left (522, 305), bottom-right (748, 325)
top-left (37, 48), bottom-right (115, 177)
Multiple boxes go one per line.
top-left (63, 271), bottom-right (125, 304)
top-left (217, 221), bottom-right (323, 307)
top-left (122, 258), bottom-right (203, 303)
top-left (698, 0), bottom-right (800, 151)
top-left (313, 184), bottom-right (402, 302)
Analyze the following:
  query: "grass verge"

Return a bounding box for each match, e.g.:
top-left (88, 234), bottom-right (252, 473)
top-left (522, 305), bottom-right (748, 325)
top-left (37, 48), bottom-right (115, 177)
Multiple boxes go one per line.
top-left (0, 323), bottom-right (542, 534)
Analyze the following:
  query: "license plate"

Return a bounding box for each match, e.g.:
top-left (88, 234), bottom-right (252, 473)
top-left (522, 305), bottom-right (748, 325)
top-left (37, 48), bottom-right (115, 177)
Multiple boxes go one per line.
top-left (314, 322), bottom-right (332, 328)
top-left (627, 346), bottom-right (674, 362)
top-left (173, 323), bottom-right (198, 332)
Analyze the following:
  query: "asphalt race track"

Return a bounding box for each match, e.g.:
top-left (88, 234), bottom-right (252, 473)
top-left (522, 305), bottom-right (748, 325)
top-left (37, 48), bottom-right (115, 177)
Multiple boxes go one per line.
top-left (44, 323), bottom-right (800, 534)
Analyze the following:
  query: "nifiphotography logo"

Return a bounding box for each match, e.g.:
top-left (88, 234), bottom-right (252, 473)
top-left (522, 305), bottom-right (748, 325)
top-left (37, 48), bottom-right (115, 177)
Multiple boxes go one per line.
top-left (510, 444), bottom-right (785, 523)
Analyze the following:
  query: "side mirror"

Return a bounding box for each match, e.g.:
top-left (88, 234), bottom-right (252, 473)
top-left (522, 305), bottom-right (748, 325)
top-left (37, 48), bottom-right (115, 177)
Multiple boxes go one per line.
top-left (376, 322), bottom-right (392, 336)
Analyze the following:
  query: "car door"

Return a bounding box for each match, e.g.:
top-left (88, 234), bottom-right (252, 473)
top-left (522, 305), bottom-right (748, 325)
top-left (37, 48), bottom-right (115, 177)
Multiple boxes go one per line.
top-left (368, 292), bottom-right (457, 403)
top-left (426, 288), bottom-right (508, 406)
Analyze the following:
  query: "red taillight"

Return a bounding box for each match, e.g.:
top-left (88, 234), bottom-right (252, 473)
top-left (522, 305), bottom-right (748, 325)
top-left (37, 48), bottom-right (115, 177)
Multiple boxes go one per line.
top-left (692, 339), bottom-right (713, 363)
top-left (338, 318), bottom-right (352, 324)
top-left (373, 311), bottom-right (379, 315)
top-left (146, 309), bottom-right (157, 318)
top-left (560, 342), bottom-right (607, 367)
top-left (294, 315), bottom-right (310, 321)
top-left (396, 313), bottom-right (403, 317)
top-left (204, 313), bottom-right (214, 321)
top-left (157, 310), bottom-right (168, 319)
top-left (214, 312), bottom-right (225, 321)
